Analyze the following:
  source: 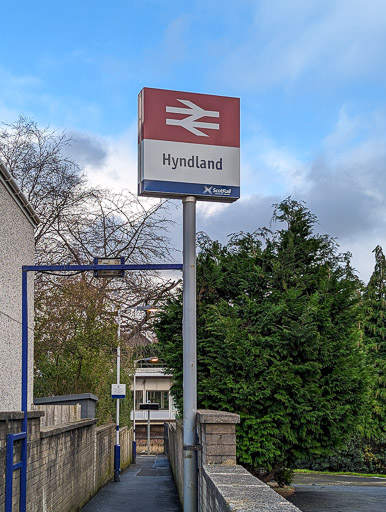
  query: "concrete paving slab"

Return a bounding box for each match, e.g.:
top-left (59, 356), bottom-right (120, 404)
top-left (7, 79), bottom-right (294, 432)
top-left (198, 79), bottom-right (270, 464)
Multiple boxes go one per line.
top-left (81, 455), bottom-right (182, 512)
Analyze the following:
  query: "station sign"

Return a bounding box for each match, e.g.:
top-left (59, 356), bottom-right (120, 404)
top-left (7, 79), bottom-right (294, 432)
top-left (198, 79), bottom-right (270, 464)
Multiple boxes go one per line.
top-left (111, 383), bottom-right (126, 399)
top-left (139, 402), bottom-right (160, 410)
top-left (138, 87), bottom-right (240, 202)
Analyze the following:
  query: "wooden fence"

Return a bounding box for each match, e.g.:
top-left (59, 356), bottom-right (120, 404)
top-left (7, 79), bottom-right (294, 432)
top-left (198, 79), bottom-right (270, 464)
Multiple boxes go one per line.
top-left (31, 404), bottom-right (81, 426)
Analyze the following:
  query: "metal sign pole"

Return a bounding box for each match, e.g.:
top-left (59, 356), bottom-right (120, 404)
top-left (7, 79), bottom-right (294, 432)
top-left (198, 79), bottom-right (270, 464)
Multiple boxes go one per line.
top-left (147, 409), bottom-right (151, 455)
top-left (182, 196), bottom-right (197, 512)
top-left (133, 367), bottom-right (137, 462)
top-left (114, 309), bottom-right (121, 482)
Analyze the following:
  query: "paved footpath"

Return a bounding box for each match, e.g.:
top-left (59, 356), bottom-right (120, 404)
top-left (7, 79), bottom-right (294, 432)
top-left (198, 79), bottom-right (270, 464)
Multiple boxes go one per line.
top-left (81, 455), bottom-right (182, 512)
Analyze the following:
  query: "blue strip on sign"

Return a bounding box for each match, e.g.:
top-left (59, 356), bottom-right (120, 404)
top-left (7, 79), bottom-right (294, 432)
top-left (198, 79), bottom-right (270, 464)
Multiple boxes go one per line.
top-left (112, 395), bottom-right (126, 399)
top-left (141, 180), bottom-right (240, 200)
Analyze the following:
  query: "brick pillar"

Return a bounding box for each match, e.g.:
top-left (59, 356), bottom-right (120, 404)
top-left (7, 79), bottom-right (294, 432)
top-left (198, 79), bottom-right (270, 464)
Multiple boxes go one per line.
top-left (196, 410), bottom-right (240, 466)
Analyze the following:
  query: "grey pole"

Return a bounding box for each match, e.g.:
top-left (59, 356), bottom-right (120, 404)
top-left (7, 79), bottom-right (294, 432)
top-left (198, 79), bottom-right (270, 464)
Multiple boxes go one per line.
top-left (147, 409), bottom-right (151, 455)
top-left (114, 309), bottom-right (121, 482)
top-left (133, 363), bottom-right (137, 463)
top-left (182, 196), bottom-right (197, 512)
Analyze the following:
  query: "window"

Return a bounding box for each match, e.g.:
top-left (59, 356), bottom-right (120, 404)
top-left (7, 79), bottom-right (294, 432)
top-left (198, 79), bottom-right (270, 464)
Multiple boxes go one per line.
top-left (135, 390), bottom-right (143, 409)
top-left (146, 391), bottom-right (169, 410)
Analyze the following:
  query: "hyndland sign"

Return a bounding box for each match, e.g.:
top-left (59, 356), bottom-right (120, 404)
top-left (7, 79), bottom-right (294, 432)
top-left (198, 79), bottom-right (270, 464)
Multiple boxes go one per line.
top-left (138, 87), bottom-right (240, 202)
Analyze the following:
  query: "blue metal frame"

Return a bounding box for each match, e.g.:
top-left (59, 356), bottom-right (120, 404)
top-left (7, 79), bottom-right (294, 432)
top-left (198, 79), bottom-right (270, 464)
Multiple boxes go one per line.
top-left (5, 432), bottom-right (27, 511)
top-left (22, 263), bottom-right (183, 272)
top-left (6, 262), bottom-right (183, 511)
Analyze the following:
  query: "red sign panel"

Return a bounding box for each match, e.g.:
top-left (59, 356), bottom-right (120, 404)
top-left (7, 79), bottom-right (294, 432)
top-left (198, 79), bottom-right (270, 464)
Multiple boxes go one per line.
top-left (138, 88), bottom-right (240, 148)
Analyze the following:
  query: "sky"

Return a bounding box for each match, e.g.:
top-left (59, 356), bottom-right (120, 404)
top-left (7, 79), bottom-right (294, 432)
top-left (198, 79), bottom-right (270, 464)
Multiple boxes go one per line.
top-left (1, 0), bottom-right (386, 282)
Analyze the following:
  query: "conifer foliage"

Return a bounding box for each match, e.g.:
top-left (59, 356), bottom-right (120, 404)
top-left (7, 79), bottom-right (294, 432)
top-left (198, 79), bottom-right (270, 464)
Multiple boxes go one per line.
top-left (156, 199), bottom-right (370, 480)
top-left (362, 245), bottom-right (386, 436)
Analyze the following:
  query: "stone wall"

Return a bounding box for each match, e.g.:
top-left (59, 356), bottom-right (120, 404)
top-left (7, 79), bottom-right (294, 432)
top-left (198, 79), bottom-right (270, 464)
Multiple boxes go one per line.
top-left (168, 409), bottom-right (301, 512)
top-left (119, 425), bottom-right (133, 471)
top-left (197, 410), bottom-right (238, 466)
top-left (0, 411), bottom-right (133, 511)
top-left (167, 420), bottom-right (183, 503)
top-left (200, 465), bottom-right (301, 512)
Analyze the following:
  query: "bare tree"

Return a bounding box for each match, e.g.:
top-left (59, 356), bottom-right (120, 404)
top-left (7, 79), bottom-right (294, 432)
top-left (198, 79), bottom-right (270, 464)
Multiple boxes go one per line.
top-left (0, 116), bottom-right (91, 255)
top-left (53, 187), bottom-right (175, 264)
top-left (0, 116), bottom-right (177, 267)
top-left (0, 116), bottom-right (180, 361)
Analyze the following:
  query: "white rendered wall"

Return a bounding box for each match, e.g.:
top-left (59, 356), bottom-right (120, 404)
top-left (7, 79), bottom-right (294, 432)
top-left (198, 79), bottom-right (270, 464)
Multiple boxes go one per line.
top-left (0, 183), bottom-right (35, 411)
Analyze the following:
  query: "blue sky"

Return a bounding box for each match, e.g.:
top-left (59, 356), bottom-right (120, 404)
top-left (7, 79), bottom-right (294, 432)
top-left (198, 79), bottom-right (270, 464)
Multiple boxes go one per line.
top-left (1, 0), bottom-right (386, 281)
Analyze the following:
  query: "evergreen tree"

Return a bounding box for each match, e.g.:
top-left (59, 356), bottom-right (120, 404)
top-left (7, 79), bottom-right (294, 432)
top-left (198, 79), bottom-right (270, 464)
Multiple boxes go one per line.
top-left (156, 199), bottom-right (370, 481)
top-left (362, 245), bottom-right (386, 436)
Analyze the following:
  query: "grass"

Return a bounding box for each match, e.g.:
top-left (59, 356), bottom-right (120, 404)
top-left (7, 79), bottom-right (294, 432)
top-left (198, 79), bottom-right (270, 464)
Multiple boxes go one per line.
top-left (294, 469), bottom-right (386, 479)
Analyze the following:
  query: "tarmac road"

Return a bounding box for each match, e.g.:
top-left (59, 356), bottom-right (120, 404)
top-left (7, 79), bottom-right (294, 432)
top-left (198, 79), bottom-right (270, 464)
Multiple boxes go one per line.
top-left (287, 473), bottom-right (386, 512)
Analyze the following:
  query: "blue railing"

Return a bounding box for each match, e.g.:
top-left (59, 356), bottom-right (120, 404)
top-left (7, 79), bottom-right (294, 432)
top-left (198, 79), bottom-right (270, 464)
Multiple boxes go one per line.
top-left (5, 262), bottom-right (182, 512)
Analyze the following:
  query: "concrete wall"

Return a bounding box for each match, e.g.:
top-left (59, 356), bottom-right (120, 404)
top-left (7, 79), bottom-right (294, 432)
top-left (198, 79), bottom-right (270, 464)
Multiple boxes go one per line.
top-left (0, 411), bottom-right (133, 511)
top-left (167, 420), bottom-right (184, 503)
top-left (0, 181), bottom-right (35, 411)
top-left (168, 409), bottom-right (301, 512)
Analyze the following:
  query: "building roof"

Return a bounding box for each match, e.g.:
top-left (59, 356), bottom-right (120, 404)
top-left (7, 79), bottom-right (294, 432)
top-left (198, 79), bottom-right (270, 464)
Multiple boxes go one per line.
top-left (0, 160), bottom-right (40, 227)
top-left (135, 367), bottom-right (172, 378)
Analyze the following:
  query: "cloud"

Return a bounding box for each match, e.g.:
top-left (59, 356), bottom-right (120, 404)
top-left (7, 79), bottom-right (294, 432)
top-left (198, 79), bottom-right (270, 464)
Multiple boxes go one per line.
top-left (0, 66), bottom-right (42, 92)
top-left (65, 125), bottom-right (138, 191)
top-left (0, 66), bottom-right (43, 122)
top-left (197, 194), bottom-right (278, 242)
top-left (0, 64), bottom-right (104, 133)
top-left (51, 104), bottom-right (386, 284)
top-left (303, 107), bottom-right (386, 245)
top-left (213, 0), bottom-right (386, 91)
top-left (138, 15), bottom-right (191, 84)
top-left (198, 106), bottom-right (386, 282)
top-left (65, 131), bottom-right (108, 168)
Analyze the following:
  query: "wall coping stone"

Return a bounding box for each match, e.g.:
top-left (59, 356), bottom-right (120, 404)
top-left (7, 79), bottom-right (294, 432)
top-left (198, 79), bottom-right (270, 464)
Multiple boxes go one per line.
top-left (96, 423), bottom-right (115, 434)
top-left (34, 393), bottom-right (98, 403)
top-left (204, 465), bottom-right (248, 475)
top-left (0, 411), bottom-right (44, 421)
top-left (40, 418), bottom-right (97, 438)
top-left (203, 464), bottom-right (301, 512)
top-left (34, 393), bottom-right (99, 419)
top-left (197, 409), bottom-right (240, 424)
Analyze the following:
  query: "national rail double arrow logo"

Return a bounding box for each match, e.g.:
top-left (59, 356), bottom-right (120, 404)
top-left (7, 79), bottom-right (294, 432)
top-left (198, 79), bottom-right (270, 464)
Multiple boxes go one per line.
top-left (165, 99), bottom-right (220, 137)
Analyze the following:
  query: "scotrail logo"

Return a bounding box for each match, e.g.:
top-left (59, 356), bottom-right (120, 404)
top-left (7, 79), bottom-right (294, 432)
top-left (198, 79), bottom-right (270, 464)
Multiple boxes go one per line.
top-left (166, 100), bottom-right (220, 137)
top-left (203, 185), bottom-right (232, 196)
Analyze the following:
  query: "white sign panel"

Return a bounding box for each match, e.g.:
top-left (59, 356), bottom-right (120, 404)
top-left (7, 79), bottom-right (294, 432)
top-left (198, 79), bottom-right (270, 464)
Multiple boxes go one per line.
top-left (111, 383), bottom-right (126, 399)
top-left (138, 88), bottom-right (240, 202)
